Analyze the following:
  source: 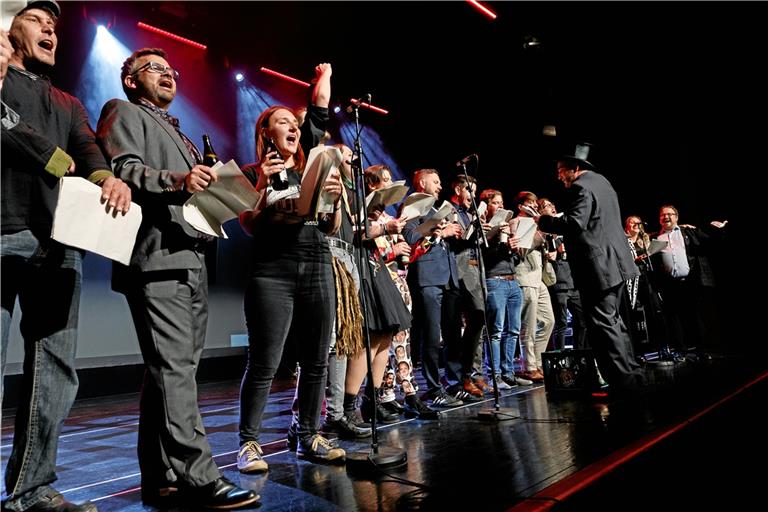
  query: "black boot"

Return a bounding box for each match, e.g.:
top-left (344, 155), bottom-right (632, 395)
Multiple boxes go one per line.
top-left (405, 393), bottom-right (439, 420)
top-left (360, 393), bottom-right (399, 424)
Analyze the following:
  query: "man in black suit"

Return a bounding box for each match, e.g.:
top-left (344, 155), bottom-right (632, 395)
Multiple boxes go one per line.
top-left (97, 48), bottom-right (257, 509)
top-left (536, 143), bottom-right (645, 393)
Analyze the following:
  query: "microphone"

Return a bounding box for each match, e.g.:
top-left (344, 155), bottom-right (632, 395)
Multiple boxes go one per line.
top-left (455, 153), bottom-right (477, 167)
top-left (346, 94), bottom-right (372, 113)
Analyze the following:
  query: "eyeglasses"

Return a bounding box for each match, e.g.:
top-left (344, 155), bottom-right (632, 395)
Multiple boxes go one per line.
top-left (540, 202), bottom-right (554, 209)
top-left (132, 61), bottom-right (180, 80)
top-left (631, 222), bottom-right (643, 227)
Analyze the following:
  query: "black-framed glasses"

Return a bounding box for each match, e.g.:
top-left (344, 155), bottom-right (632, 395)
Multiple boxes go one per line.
top-left (631, 222), bottom-right (643, 227)
top-left (132, 61), bottom-right (180, 80)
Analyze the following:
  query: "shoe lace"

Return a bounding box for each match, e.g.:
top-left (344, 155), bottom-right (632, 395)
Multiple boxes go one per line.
top-left (311, 435), bottom-right (334, 452)
top-left (239, 441), bottom-right (263, 461)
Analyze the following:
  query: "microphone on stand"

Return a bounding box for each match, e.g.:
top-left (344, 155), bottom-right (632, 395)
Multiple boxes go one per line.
top-left (346, 94), bottom-right (372, 113)
top-left (455, 153), bottom-right (477, 167)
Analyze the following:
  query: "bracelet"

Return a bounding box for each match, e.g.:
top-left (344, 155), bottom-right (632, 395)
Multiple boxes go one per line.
top-left (382, 223), bottom-right (388, 236)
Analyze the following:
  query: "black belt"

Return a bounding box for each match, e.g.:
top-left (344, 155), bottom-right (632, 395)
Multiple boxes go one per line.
top-left (490, 274), bottom-right (516, 281)
top-left (327, 237), bottom-right (353, 255)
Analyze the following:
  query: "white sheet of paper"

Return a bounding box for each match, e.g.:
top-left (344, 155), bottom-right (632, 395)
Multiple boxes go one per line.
top-left (296, 146), bottom-right (343, 217)
top-left (0, 1), bottom-right (25, 31)
top-left (183, 159), bottom-right (261, 239)
top-left (400, 193), bottom-right (436, 221)
top-left (486, 208), bottom-right (514, 240)
top-left (463, 201), bottom-right (487, 240)
top-left (513, 217), bottom-right (537, 249)
top-left (413, 201), bottom-right (455, 238)
top-left (51, 177), bottom-right (142, 265)
top-left (647, 239), bottom-right (668, 256)
top-left (365, 180), bottom-right (408, 211)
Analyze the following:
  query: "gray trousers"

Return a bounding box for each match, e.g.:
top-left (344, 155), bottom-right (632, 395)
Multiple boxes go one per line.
top-left (124, 266), bottom-right (220, 488)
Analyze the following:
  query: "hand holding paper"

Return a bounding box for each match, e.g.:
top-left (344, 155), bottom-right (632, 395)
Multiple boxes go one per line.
top-left (183, 160), bottom-right (262, 238)
top-left (413, 201), bottom-right (455, 238)
top-left (51, 177), bottom-right (142, 265)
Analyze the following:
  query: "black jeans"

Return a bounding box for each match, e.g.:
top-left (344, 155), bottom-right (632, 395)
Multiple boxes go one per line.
top-left (239, 259), bottom-right (335, 443)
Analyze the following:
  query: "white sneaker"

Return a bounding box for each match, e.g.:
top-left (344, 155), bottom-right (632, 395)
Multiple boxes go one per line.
top-left (237, 441), bottom-right (268, 473)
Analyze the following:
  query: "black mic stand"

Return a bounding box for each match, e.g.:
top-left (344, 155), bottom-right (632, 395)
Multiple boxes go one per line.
top-left (454, 161), bottom-right (516, 420)
top-left (636, 233), bottom-right (678, 367)
top-left (345, 99), bottom-right (408, 473)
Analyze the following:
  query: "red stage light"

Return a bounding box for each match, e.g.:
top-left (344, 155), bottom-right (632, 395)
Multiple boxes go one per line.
top-left (137, 22), bottom-right (207, 50)
top-left (467, 0), bottom-right (497, 20)
top-left (259, 67), bottom-right (311, 88)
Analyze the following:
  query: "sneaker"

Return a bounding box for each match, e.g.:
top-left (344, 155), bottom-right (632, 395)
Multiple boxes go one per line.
top-left (424, 388), bottom-right (463, 408)
top-left (448, 385), bottom-right (481, 403)
top-left (462, 377), bottom-right (484, 397)
top-left (297, 434), bottom-right (346, 463)
top-left (237, 441), bottom-right (268, 473)
top-left (508, 374), bottom-right (533, 386)
top-left (494, 375), bottom-right (512, 390)
top-left (404, 394), bottom-right (439, 420)
top-left (325, 411), bottom-right (372, 439)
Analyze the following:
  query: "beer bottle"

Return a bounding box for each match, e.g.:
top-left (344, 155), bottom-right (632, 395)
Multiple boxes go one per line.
top-left (202, 134), bottom-right (219, 167)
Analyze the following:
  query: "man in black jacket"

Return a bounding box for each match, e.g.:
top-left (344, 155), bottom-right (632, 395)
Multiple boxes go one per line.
top-left (536, 143), bottom-right (645, 394)
top-left (1, 2), bottom-right (130, 511)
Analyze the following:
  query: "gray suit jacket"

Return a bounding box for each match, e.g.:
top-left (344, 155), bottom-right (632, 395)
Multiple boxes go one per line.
top-left (97, 99), bottom-right (204, 276)
top-left (538, 171), bottom-right (638, 293)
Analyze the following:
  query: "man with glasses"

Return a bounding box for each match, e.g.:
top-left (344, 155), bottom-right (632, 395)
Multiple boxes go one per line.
top-left (535, 143), bottom-right (645, 396)
top-left (653, 205), bottom-right (725, 359)
top-left (96, 48), bottom-right (258, 509)
top-left (2, 2), bottom-right (131, 510)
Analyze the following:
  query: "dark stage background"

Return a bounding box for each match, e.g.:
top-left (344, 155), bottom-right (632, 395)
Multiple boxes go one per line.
top-left (4, 1), bottom-right (759, 381)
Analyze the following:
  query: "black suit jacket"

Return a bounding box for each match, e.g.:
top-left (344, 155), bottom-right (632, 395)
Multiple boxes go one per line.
top-left (538, 171), bottom-right (638, 293)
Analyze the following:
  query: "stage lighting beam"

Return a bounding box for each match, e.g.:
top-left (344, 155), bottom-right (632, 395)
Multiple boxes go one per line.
top-left (137, 22), bottom-right (207, 50)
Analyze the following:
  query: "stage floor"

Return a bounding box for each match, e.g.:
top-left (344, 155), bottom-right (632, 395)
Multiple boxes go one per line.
top-left (2, 353), bottom-right (765, 511)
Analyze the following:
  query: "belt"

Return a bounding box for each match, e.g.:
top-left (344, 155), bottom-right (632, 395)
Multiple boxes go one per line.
top-left (468, 259), bottom-right (479, 266)
top-left (490, 274), bottom-right (516, 280)
top-left (327, 237), bottom-right (353, 255)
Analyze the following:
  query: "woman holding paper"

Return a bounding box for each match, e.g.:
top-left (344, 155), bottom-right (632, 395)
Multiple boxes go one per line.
top-left (236, 63), bottom-right (346, 470)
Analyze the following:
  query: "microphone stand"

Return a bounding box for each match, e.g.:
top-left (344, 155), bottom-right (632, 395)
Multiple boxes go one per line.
top-left (345, 100), bottom-right (408, 473)
top-left (454, 162), bottom-right (515, 420)
top-left (636, 232), bottom-right (677, 367)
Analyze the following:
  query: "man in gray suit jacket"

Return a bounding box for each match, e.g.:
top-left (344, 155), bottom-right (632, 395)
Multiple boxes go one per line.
top-left (96, 48), bottom-right (257, 509)
top-left (536, 143), bottom-right (645, 394)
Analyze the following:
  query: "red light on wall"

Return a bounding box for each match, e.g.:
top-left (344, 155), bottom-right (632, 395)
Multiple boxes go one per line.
top-left (467, 0), bottom-right (497, 20)
top-left (259, 67), bottom-right (311, 88)
top-left (349, 98), bottom-right (389, 115)
top-left (137, 22), bottom-right (207, 50)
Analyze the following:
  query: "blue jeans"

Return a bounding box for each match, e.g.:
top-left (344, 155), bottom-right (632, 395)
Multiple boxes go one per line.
top-left (1, 231), bottom-right (82, 510)
top-left (484, 278), bottom-right (522, 378)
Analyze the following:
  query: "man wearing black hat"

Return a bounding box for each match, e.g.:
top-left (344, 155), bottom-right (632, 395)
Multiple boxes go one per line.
top-left (1, 1), bottom-right (131, 511)
top-left (535, 143), bottom-right (646, 394)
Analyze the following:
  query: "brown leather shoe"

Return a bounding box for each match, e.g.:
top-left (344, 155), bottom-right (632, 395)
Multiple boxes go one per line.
top-left (472, 376), bottom-right (492, 393)
top-left (462, 377), bottom-right (484, 397)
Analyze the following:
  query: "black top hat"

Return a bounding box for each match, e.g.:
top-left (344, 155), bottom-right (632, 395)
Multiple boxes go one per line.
top-left (18, 0), bottom-right (61, 17)
top-left (560, 142), bottom-right (594, 170)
